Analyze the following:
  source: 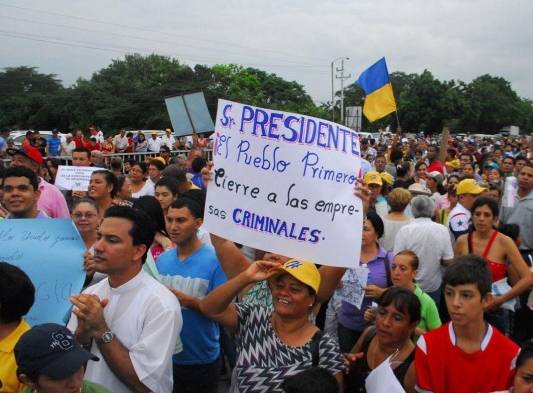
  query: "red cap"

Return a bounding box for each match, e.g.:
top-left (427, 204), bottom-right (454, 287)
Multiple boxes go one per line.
top-left (7, 145), bottom-right (44, 166)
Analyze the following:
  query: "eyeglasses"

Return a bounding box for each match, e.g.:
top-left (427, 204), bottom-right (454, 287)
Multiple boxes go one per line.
top-left (72, 212), bottom-right (98, 219)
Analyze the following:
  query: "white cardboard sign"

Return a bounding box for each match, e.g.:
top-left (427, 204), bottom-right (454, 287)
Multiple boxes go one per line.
top-left (203, 100), bottom-right (363, 268)
top-left (55, 166), bottom-right (100, 191)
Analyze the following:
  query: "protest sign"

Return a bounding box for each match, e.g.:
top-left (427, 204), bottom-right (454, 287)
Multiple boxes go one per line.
top-left (203, 99), bottom-right (363, 268)
top-left (0, 219), bottom-right (86, 325)
top-left (55, 165), bottom-right (100, 191)
top-left (365, 353), bottom-right (406, 393)
top-left (338, 267), bottom-right (369, 309)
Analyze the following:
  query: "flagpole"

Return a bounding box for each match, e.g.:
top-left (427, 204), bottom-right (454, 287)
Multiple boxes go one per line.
top-left (394, 109), bottom-right (402, 133)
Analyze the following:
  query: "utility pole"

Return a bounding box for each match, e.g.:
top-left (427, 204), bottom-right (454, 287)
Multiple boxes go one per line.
top-left (336, 58), bottom-right (351, 125)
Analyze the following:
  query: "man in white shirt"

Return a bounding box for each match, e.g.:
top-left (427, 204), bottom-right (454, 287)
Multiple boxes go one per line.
top-left (394, 195), bottom-right (454, 306)
top-left (68, 206), bottom-right (182, 393)
top-left (113, 129), bottom-right (129, 153)
top-left (161, 129), bottom-right (176, 151)
top-left (147, 132), bottom-right (161, 153)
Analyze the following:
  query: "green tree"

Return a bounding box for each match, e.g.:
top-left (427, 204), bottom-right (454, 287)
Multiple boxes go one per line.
top-left (463, 74), bottom-right (527, 133)
top-left (0, 66), bottom-right (63, 129)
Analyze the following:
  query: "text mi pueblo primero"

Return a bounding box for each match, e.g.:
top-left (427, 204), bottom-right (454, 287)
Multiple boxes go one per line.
top-left (0, 228), bottom-right (78, 247)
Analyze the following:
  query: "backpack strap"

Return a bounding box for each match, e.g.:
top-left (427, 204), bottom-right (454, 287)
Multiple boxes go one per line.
top-left (310, 330), bottom-right (323, 367)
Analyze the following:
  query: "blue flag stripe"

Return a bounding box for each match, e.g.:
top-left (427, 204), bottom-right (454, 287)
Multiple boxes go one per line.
top-left (356, 57), bottom-right (390, 95)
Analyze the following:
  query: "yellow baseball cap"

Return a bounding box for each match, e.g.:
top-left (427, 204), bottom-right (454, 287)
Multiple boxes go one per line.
top-left (446, 159), bottom-right (460, 170)
top-left (275, 259), bottom-right (321, 293)
top-left (153, 156), bottom-right (167, 166)
top-left (364, 171), bottom-right (383, 186)
top-left (380, 171), bottom-right (394, 186)
top-left (457, 179), bottom-right (486, 195)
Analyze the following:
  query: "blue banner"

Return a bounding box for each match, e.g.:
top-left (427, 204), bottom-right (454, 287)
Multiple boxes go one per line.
top-left (0, 219), bottom-right (86, 325)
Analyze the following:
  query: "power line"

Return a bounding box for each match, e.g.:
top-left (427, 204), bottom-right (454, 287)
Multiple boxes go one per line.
top-left (0, 14), bottom-right (327, 68)
top-left (0, 30), bottom-right (330, 74)
top-left (0, 2), bottom-right (330, 65)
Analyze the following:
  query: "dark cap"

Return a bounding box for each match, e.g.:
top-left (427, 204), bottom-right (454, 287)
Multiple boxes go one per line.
top-left (15, 323), bottom-right (98, 380)
top-left (7, 145), bottom-right (44, 166)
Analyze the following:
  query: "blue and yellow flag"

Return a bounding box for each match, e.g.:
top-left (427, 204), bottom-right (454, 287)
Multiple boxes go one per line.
top-left (356, 57), bottom-right (397, 122)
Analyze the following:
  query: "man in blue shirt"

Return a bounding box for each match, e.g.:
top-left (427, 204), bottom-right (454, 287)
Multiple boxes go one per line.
top-left (46, 130), bottom-right (62, 157)
top-left (157, 197), bottom-right (227, 393)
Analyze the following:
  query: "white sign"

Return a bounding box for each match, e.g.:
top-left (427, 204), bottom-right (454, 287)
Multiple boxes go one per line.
top-left (203, 100), bottom-right (363, 268)
top-left (55, 166), bottom-right (100, 191)
top-left (338, 266), bottom-right (369, 309)
top-left (365, 353), bottom-right (406, 393)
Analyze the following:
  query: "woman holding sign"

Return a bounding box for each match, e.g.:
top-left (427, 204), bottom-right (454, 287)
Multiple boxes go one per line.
top-left (337, 211), bottom-right (393, 353)
top-left (198, 259), bottom-right (345, 392)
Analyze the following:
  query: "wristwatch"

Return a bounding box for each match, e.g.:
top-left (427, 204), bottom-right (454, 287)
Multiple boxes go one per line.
top-left (99, 331), bottom-right (115, 344)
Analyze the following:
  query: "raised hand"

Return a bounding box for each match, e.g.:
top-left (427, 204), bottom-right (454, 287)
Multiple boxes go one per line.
top-left (244, 260), bottom-right (282, 283)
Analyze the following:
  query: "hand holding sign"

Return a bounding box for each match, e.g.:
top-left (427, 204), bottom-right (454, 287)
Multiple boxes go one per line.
top-left (204, 100), bottom-right (364, 268)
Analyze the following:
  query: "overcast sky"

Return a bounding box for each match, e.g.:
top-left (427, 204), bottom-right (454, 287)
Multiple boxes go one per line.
top-left (1, 0), bottom-right (532, 104)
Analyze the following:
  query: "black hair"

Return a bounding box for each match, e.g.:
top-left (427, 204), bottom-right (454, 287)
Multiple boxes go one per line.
top-left (365, 210), bottom-right (384, 239)
top-left (0, 262), bottom-right (35, 323)
top-left (159, 145), bottom-right (170, 153)
top-left (110, 158), bottom-right (123, 171)
top-left (447, 174), bottom-right (460, 183)
top-left (502, 156), bottom-right (515, 164)
top-left (169, 197), bottom-right (203, 219)
top-left (191, 157), bottom-right (207, 173)
top-left (516, 341), bottom-right (533, 369)
top-left (181, 189), bottom-right (207, 217)
top-left (149, 158), bottom-right (166, 171)
top-left (130, 161), bottom-right (147, 174)
top-left (3, 166), bottom-right (39, 190)
top-left (173, 169), bottom-right (188, 183)
top-left (471, 196), bottom-right (499, 218)
top-left (132, 196), bottom-right (168, 237)
top-left (415, 161), bottom-right (427, 171)
top-left (72, 147), bottom-right (91, 158)
top-left (103, 206), bottom-right (156, 264)
top-left (443, 255), bottom-right (492, 298)
top-left (498, 223), bottom-right (520, 242)
top-left (515, 155), bottom-right (527, 164)
top-left (396, 162), bottom-right (411, 178)
top-left (378, 287), bottom-right (421, 324)
top-left (281, 367), bottom-right (338, 393)
top-left (72, 197), bottom-right (99, 212)
top-left (91, 170), bottom-right (118, 198)
top-left (389, 149), bottom-right (403, 164)
top-left (155, 176), bottom-right (179, 197)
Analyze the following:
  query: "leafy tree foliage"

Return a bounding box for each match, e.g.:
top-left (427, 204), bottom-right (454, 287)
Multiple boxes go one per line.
top-left (0, 55), bottom-right (531, 134)
top-left (337, 71), bottom-right (532, 134)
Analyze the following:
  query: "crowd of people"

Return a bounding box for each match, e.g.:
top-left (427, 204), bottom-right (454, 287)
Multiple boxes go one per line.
top-left (0, 127), bottom-right (212, 159)
top-left (0, 126), bottom-right (533, 393)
